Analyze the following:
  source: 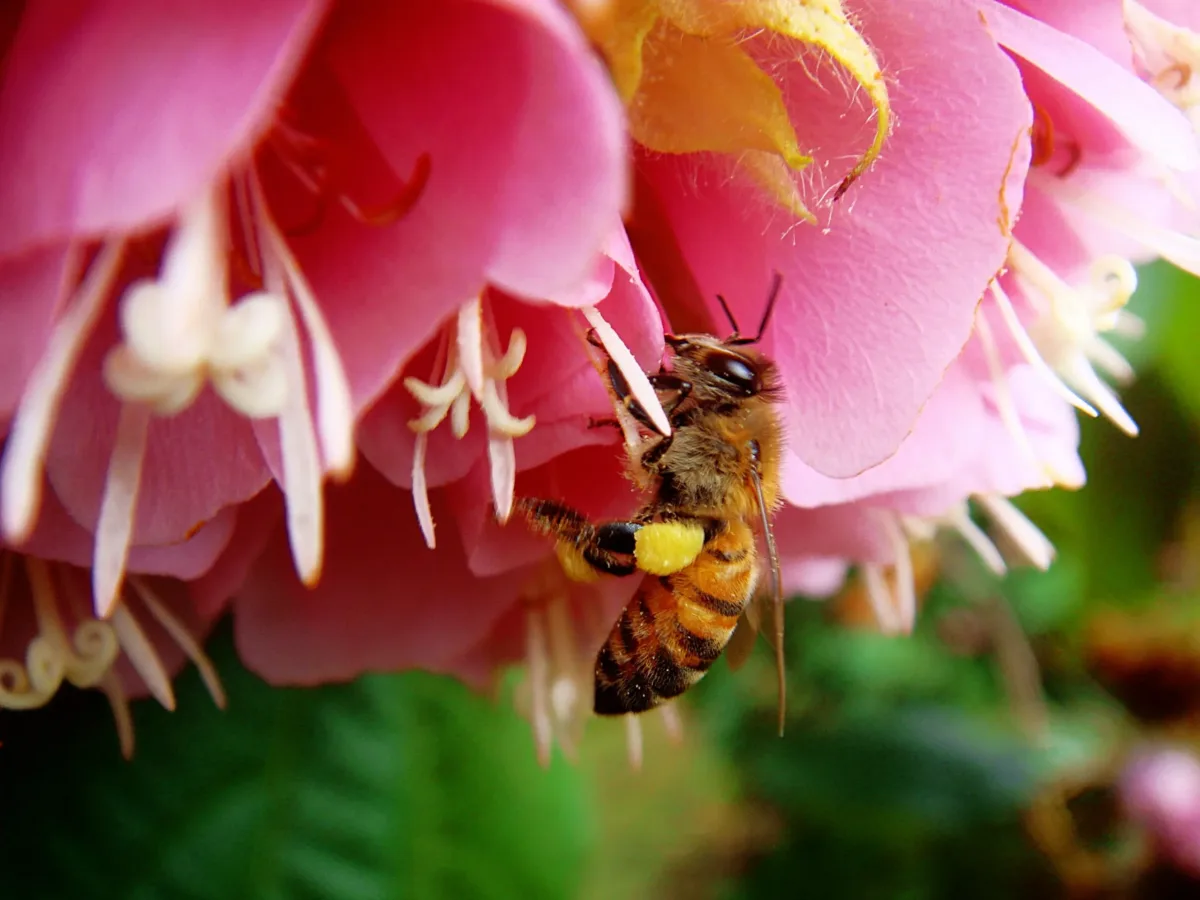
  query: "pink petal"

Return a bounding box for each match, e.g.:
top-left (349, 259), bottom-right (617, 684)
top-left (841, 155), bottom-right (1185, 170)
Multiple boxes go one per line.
top-left (0, 244), bottom-right (64, 418)
top-left (279, 0), bottom-right (626, 414)
top-left (188, 488), bottom-right (283, 618)
top-left (11, 479), bottom-right (237, 581)
top-left (982, 0), bottom-right (1199, 171)
top-left (782, 363), bottom-right (986, 507)
top-left (1006, 0), bottom-right (1135, 65)
top-left (0, 0), bottom-right (326, 256)
top-left (641, 0), bottom-right (1032, 477)
top-left (231, 462), bottom-right (528, 685)
top-left (773, 503), bottom-right (895, 565)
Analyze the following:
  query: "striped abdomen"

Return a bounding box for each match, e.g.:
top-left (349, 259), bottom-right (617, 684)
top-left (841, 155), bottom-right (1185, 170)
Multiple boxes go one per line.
top-left (594, 519), bottom-right (759, 715)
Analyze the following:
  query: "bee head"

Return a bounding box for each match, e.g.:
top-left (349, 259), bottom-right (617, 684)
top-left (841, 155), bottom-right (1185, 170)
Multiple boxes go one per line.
top-left (663, 272), bottom-right (783, 401)
top-left (664, 334), bottom-right (778, 400)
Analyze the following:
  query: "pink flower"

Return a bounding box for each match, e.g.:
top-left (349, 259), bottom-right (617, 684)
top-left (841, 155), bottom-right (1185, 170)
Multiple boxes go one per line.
top-left (2, 0), bottom-right (1199, 754)
top-left (1122, 746), bottom-right (1200, 875)
top-left (0, 0), bottom-right (630, 724)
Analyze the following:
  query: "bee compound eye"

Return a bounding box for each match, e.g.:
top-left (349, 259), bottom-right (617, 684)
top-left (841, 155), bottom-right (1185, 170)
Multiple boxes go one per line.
top-left (706, 353), bottom-right (758, 394)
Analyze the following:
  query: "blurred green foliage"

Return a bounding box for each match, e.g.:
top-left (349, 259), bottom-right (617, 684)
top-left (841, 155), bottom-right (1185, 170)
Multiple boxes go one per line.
top-left (1, 262), bottom-right (1198, 899)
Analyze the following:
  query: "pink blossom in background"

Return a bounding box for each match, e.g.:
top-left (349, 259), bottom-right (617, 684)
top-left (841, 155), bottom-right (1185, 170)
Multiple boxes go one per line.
top-left (1122, 746), bottom-right (1200, 876)
top-left (0, 0), bottom-right (1199, 754)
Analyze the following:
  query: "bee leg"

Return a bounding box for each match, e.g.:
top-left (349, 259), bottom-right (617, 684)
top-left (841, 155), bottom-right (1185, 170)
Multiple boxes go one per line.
top-left (600, 356), bottom-right (692, 436)
top-left (587, 416), bottom-right (621, 430)
top-left (513, 498), bottom-right (641, 577)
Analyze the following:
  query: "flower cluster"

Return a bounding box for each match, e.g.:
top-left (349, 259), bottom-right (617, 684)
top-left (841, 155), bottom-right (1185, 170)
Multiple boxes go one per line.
top-left (1, 0), bottom-right (1198, 757)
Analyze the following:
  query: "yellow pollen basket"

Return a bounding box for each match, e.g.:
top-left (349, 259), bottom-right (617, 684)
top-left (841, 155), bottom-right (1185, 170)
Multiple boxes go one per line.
top-left (634, 520), bottom-right (706, 576)
top-left (578, 0), bottom-right (892, 218)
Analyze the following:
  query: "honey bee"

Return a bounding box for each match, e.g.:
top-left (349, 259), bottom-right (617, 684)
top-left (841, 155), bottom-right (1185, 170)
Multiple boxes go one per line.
top-left (515, 275), bottom-right (788, 731)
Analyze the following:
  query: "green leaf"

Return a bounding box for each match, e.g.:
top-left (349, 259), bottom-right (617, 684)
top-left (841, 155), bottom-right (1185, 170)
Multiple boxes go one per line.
top-left (0, 624), bottom-right (591, 900)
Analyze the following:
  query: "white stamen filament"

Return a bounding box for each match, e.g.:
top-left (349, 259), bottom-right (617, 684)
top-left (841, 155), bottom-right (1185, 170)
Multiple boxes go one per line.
top-left (1125, 1), bottom-right (1200, 129)
top-left (862, 565), bottom-right (905, 635)
top-left (974, 311), bottom-right (1053, 489)
top-left (99, 670), bottom-right (135, 759)
top-left (975, 494), bottom-right (1056, 571)
top-left (525, 605), bottom-right (553, 768)
top-left (110, 604), bottom-right (175, 711)
top-left (247, 174), bottom-right (329, 587)
top-left (405, 296), bottom-right (536, 541)
top-left (625, 716), bottom-right (645, 772)
top-left (581, 305), bottom-right (671, 440)
top-left (989, 282), bottom-right (1096, 416)
top-left (252, 184), bottom-right (355, 478)
top-left (661, 703), bottom-right (684, 744)
top-left (1, 241), bottom-right (126, 543)
top-left (92, 403), bottom-right (152, 618)
top-left (129, 575), bottom-right (226, 709)
top-left (946, 505), bottom-right (1009, 576)
top-left (1007, 242), bottom-right (1140, 436)
top-left (274, 285), bottom-right (325, 586)
top-left (880, 513), bottom-right (916, 634)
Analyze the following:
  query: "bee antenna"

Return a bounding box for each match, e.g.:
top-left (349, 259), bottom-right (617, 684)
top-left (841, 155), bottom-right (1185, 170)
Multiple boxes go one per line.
top-left (728, 271), bottom-right (783, 346)
top-left (754, 271), bottom-right (783, 343)
top-left (715, 293), bottom-right (741, 337)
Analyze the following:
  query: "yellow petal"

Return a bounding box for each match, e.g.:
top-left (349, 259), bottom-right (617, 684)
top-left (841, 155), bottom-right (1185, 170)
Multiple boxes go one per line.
top-left (634, 520), bottom-right (705, 575)
top-left (586, 0), bottom-right (660, 101)
top-left (660, 0), bottom-right (891, 194)
top-left (739, 151), bottom-right (817, 222)
top-left (630, 20), bottom-right (810, 167)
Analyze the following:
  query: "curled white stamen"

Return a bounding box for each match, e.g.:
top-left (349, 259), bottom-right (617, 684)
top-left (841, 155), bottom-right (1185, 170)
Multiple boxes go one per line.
top-left (2, 241), bottom-right (126, 543)
top-left (975, 494), bottom-right (1056, 571)
top-left (581, 305), bottom-right (671, 439)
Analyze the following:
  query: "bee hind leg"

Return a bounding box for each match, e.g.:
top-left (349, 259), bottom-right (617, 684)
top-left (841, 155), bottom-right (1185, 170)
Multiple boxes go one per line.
top-left (512, 497), bottom-right (642, 578)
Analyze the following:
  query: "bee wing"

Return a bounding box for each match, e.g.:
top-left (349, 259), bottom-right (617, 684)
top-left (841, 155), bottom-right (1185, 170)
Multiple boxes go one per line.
top-left (724, 602), bottom-right (761, 672)
top-left (749, 461), bottom-right (786, 737)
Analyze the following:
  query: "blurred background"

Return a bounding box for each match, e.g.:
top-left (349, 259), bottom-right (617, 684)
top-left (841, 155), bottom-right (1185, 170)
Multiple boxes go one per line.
top-left (0, 262), bottom-right (1197, 899)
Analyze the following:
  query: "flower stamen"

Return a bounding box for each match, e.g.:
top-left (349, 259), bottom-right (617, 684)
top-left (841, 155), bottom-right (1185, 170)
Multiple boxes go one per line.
top-left (405, 296), bottom-right (537, 546)
top-left (1, 241), bottom-right (127, 543)
top-left (975, 494), bottom-right (1056, 571)
top-left (1006, 242), bottom-right (1140, 436)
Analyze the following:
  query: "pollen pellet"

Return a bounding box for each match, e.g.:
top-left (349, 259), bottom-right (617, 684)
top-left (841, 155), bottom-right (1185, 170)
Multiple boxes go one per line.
top-left (633, 521), bottom-right (705, 576)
